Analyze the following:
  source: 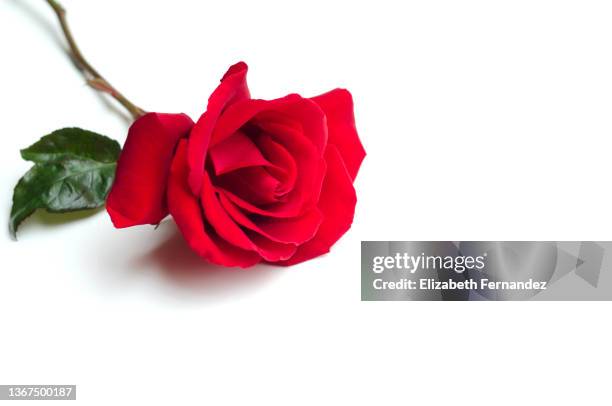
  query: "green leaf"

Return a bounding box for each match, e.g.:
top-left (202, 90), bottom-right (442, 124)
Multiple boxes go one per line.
top-left (20, 127), bottom-right (120, 164)
top-left (9, 128), bottom-right (121, 238)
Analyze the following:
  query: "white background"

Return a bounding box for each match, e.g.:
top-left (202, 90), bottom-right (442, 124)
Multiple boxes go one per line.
top-left (1, 0), bottom-right (611, 404)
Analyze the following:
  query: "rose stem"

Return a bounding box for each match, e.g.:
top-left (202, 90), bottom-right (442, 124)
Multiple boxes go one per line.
top-left (44, 0), bottom-right (146, 120)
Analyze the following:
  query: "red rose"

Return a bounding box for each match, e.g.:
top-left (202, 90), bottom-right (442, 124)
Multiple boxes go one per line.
top-left (106, 62), bottom-right (365, 267)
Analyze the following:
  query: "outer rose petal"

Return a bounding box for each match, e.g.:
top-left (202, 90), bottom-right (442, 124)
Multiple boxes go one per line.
top-left (188, 62), bottom-right (250, 195)
top-left (310, 89), bottom-right (365, 181)
top-left (106, 112), bottom-right (193, 228)
top-left (277, 145), bottom-right (357, 266)
top-left (168, 140), bottom-right (261, 268)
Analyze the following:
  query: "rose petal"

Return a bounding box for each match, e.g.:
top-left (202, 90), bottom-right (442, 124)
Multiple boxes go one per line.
top-left (209, 130), bottom-right (273, 175)
top-left (209, 94), bottom-right (327, 155)
top-left (168, 140), bottom-right (260, 268)
top-left (216, 117), bottom-right (325, 218)
top-left (199, 171), bottom-right (296, 262)
top-left (220, 188), bottom-right (304, 218)
top-left (207, 95), bottom-right (327, 215)
top-left (199, 171), bottom-right (256, 251)
top-left (255, 134), bottom-right (297, 196)
top-left (188, 166), bottom-right (296, 262)
top-left (257, 119), bottom-right (326, 212)
top-left (311, 89), bottom-right (365, 181)
top-left (218, 192), bottom-right (323, 245)
top-left (188, 62), bottom-right (250, 195)
top-left (106, 112), bottom-right (193, 228)
top-left (277, 144), bottom-right (357, 265)
top-left (217, 167), bottom-right (282, 205)
top-left (246, 231), bottom-right (297, 262)
top-left (271, 97), bottom-right (327, 153)
top-left (209, 95), bottom-right (301, 147)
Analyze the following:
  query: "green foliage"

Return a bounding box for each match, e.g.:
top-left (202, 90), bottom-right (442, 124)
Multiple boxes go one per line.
top-left (9, 128), bottom-right (121, 237)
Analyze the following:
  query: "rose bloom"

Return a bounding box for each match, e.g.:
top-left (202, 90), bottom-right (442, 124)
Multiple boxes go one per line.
top-left (106, 62), bottom-right (365, 267)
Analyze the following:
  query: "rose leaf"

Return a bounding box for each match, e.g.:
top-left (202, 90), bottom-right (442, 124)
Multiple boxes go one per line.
top-left (9, 128), bottom-right (121, 238)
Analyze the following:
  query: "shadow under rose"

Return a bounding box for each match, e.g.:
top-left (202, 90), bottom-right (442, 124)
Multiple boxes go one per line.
top-left (33, 207), bottom-right (104, 225)
top-left (10, 208), bottom-right (104, 240)
top-left (132, 226), bottom-right (281, 297)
